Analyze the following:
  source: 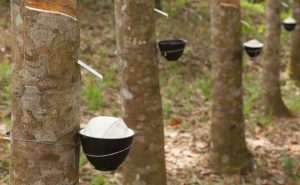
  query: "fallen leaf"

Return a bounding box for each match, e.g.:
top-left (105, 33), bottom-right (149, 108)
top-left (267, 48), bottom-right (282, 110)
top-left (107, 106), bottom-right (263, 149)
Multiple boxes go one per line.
top-left (168, 119), bottom-right (182, 126)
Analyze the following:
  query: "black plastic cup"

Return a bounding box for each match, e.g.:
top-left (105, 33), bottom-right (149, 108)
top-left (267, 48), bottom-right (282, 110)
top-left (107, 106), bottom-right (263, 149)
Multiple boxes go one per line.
top-left (79, 129), bottom-right (134, 171)
top-left (158, 39), bottom-right (186, 61)
top-left (244, 46), bottom-right (263, 58)
top-left (283, 22), bottom-right (297, 31)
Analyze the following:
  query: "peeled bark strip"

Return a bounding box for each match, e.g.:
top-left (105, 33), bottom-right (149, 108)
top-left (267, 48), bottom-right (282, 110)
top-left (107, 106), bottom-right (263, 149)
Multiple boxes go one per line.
top-left (220, 0), bottom-right (239, 8)
top-left (262, 0), bottom-right (291, 117)
top-left (210, 0), bottom-right (253, 173)
top-left (25, 0), bottom-right (77, 20)
top-left (287, 0), bottom-right (300, 81)
top-left (115, 1), bottom-right (167, 184)
top-left (11, 0), bottom-right (81, 184)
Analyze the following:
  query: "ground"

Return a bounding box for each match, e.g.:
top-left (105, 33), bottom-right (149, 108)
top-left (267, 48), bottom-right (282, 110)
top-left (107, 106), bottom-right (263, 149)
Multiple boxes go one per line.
top-left (0, 0), bottom-right (300, 185)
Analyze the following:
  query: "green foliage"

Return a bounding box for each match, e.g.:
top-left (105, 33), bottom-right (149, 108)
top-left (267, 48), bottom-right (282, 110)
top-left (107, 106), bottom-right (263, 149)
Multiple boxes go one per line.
top-left (102, 65), bottom-right (118, 87)
top-left (181, 120), bottom-right (191, 129)
top-left (244, 73), bottom-right (262, 117)
top-left (82, 82), bottom-right (107, 111)
top-left (241, 0), bottom-right (265, 14)
top-left (196, 75), bottom-right (211, 100)
top-left (164, 0), bottom-right (192, 17)
top-left (196, 3), bottom-right (209, 15)
top-left (91, 175), bottom-right (113, 185)
top-left (193, 182), bottom-right (201, 185)
top-left (193, 181), bottom-right (213, 185)
top-left (79, 152), bottom-right (88, 167)
top-left (80, 62), bottom-right (118, 112)
top-left (163, 100), bottom-right (173, 121)
top-left (253, 112), bottom-right (273, 127)
top-left (241, 0), bottom-right (266, 40)
top-left (281, 152), bottom-right (300, 178)
top-left (0, 60), bottom-right (12, 124)
top-left (0, 59), bottom-right (11, 84)
top-left (0, 158), bottom-right (10, 170)
top-left (79, 0), bottom-right (112, 8)
top-left (283, 81), bottom-right (300, 112)
top-left (0, 0), bottom-right (8, 5)
top-left (163, 74), bottom-right (185, 97)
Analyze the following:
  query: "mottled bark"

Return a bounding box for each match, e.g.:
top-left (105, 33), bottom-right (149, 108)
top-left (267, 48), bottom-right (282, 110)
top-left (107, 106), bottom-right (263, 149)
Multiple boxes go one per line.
top-left (115, 1), bottom-right (167, 185)
top-left (210, 0), bottom-right (253, 173)
top-left (287, 0), bottom-right (300, 81)
top-left (11, 0), bottom-right (81, 184)
top-left (262, 0), bottom-right (291, 117)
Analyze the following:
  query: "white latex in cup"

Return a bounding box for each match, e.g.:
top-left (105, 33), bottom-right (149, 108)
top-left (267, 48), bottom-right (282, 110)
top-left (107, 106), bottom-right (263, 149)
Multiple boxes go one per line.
top-left (102, 118), bottom-right (129, 138)
top-left (82, 116), bottom-right (130, 139)
top-left (244, 39), bottom-right (263, 48)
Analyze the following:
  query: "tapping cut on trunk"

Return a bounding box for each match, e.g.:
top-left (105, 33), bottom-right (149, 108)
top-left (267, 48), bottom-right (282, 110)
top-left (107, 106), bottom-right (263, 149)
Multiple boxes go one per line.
top-left (220, 0), bottom-right (240, 8)
top-left (25, 0), bottom-right (78, 20)
top-left (11, 0), bottom-right (81, 184)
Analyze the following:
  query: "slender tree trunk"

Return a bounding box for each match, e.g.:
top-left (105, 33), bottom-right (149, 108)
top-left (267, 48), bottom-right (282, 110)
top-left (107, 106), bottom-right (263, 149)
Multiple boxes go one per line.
top-left (210, 0), bottom-right (253, 173)
top-left (115, 1), bottom-right (167, 185)
top-left (287, 0), bottom-right (300, 81)
top-left (262, 0), bottom-right (291, 117)
top-left (11, 1), bottom-right (81, 184)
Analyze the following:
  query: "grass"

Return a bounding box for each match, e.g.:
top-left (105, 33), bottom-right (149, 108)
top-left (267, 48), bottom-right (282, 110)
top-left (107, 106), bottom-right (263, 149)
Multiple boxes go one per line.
top-left (0, 0), bottom-right (7, 5)
top-left (82, 82), bottom-right (107, 111)
top-left (90, 175), bottom-right (113, 185)
top-left (196, 75), bottom-right (211, 100)
top-left (241, 0), bottom-right (265, 41)
top-left (244, 73), bottom-right (262, 117)
top-left (0, 0), bottom-right (299, 184)
top-left (79, 152), bottom-right (88, 167)
top-left (193, 181), bottom-right (214, 185)
top-left (281, 151), bottom-right (300, 184)
top-left (283, 80), bottom-right (300, 112)
top-left (164, 0), bottom-right (190, 17)
top-left (241, 0), bottom-right (265, 14)
top-left (81, 65), bottom-right (112, 111)
top-left (0, 59), bottom-right (11, 127)
top-left (0, 59), bottom-right (11, 84)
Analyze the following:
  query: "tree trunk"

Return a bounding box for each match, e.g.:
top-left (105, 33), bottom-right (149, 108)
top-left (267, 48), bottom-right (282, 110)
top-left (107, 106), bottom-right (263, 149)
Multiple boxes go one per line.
top-left (11, 1), bottom-right (81, 184)
top-left (210, 0), bottom-right (253, 173)
top-left (115, 1), bottom-right (167, 185)
top-left (262, 0), bottom-right (291, 117)
top-left (287, 0), bottom-right (300, 81)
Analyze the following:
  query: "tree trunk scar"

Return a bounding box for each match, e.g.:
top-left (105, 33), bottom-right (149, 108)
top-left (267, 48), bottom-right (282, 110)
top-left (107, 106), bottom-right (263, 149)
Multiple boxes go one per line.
top-left (25, 0), bottom-right (77, 20)
top-left (220, 0), bottom-right (239, 8)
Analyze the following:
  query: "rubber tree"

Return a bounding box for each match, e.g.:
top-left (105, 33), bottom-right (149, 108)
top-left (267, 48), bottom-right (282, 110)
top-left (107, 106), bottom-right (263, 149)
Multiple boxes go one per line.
top-left (262, 0), bottom-right (291, 117)
top-left (115, 1), bottom-right (167, 184)
top-left (287, 0), bottom-right (300, 81)
top-left (11, 1), bottom-right (81, 184)
top-left (210, 0), bottom-right (253, 173)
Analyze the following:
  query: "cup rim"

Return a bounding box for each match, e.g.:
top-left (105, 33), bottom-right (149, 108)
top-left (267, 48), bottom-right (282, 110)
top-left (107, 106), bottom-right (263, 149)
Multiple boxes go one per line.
top-left (159, 39), bottom-right (187, 45)
top-left (79, 128), bottom-right (135, 140)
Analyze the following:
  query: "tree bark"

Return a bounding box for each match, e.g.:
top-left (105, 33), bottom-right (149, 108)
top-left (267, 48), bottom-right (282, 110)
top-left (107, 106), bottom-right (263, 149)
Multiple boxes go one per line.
top-left (210, 0), bottom-right (253, 173)
top-left (262, 0), bottom-right (291, 117)
top-left (115, 1), bottom-right (167, 185)
top-left (287, 0), bottom-right (300, 81)
top-left (11, 1), bottom-right (81, 184)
